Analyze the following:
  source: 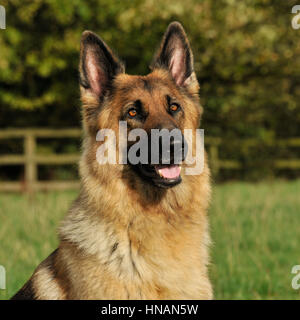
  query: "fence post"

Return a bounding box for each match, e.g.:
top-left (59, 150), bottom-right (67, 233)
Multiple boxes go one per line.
top-left (209, 144), bottom-right (220, 178)
top-left (24, 132), bottom-right (37, 193)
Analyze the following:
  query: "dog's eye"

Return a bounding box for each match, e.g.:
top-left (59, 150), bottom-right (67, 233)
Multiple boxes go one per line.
top-left (128, 108), bottom-right (137, 118)
top-left (169, 103), bottom-right (181, 113)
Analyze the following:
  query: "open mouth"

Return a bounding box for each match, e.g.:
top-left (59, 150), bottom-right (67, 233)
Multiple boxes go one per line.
top-left (136, 163), bottom-right (182, 188)
top-left (127, 131), bottom-right (187, 188)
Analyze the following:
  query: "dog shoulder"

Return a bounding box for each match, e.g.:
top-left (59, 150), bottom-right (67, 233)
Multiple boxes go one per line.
top-left (10, 278), bottom-right (36, 300)
top-left (11, 249), bottom-right (67, 300)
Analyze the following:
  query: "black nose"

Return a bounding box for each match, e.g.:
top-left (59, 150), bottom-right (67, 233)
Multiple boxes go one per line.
top-left (165, 134), bottom-right (188, 164)
top-left (149, 130), bottom-right (188, 165)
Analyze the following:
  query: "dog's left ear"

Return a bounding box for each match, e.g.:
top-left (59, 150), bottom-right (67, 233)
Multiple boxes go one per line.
top-left (79, 31), bottom-right (124, 100)
top-left (151, 22), bottom-right (199, 94)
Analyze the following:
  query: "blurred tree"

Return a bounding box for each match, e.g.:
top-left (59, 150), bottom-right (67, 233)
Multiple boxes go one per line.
top-left (0, 0), bottom-right (299, 179)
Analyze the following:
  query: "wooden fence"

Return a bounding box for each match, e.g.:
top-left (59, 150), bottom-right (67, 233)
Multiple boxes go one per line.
top-left (0, 128), bottom-right (299, 192)
top-left (0, 129), bottom-right (81, 192)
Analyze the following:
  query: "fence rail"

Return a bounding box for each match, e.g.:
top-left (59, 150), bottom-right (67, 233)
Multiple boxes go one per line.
top-left (0, 128), bottom-right (299, 192)
top-left (0, 129), bottom-right (81, 192)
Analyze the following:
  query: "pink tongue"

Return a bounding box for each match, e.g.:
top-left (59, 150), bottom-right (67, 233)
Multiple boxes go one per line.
top-left (158, 165), bottom-right (181, 179)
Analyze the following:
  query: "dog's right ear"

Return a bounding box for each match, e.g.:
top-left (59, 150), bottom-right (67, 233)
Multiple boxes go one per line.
top-left (79, 31), bottom-right (124, 100)
top-left (151, 22), bottom-right (199, 96)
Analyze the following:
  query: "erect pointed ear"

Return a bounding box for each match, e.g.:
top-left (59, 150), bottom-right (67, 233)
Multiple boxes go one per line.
top-left (151, 22), bottom-right (198, 93)
top-left (79, 31), bottom-right (124, 99)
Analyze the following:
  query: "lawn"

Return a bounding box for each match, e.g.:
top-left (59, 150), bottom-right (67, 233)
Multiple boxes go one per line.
top-left (0, 180), bottom-right (300, 300)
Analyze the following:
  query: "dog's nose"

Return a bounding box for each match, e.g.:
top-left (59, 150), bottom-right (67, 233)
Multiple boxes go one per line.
top-left (154, 132), bottom-right (187, 165)
top-left (167, 134), bottom-right (188, 164)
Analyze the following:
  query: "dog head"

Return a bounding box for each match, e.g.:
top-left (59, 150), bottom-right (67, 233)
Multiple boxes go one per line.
top-left (79, 22), bottom-right (203, 191)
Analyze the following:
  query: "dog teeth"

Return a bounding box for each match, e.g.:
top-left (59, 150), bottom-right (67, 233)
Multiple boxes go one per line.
top-left (157, 169), bottom-right (163, 177)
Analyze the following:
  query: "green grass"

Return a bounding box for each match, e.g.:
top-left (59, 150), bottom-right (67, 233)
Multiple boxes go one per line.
top-left (0, 180), bottom-right (300, 300)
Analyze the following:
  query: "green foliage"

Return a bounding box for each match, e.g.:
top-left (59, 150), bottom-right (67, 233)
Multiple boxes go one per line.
top-left (0, 0), bottom-right (299, 179)
top-left (210, 179), bottom-right (300, 299)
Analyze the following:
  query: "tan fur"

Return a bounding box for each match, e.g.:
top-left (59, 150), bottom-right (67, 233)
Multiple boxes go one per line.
top-left (12, 24), bottom-right (213, 300)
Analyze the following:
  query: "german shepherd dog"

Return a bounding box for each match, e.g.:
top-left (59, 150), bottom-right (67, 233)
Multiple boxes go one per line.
top-left (12, 22), bottom-right (212, 300)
